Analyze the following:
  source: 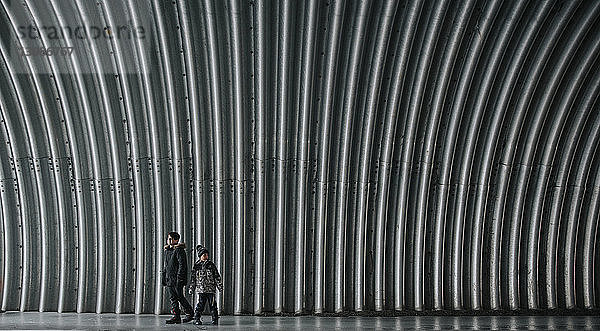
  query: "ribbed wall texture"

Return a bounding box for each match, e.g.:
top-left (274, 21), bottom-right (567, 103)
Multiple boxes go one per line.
top-left (0, 0), bottom-right (599, 314)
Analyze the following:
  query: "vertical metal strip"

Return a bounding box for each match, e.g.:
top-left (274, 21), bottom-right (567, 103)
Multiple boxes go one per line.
top-left (583, 129), bottom-right (600, 308)
top-left (294, 0), bottom-right (318, 314)
top-left (4, 4), bottom-right (83, 314)
top-left (440, 0), bottom-right (500, 310)
top-left (0, 92), bottom-right (28, 313)
top-left (333, 1), bottom-right (371, 313)
top-left (227, 0), bottom-right (246, 315)
top-left (419, 0), bottom-right (476, 310)
top-left (457, 1), bottom-right (526, 310)
top-left (564, 107), bottom-right (600, 308)
top-left (100, 1), bottom-right (144, 314)
top-left (405, 0), bottom-right (452, 311)
top-left (203, 0), bottom-right (226, 312)
top-left (570, 67), bottom-right (600, 309)
top-left (471, 0), bottom-right (552, 309)
top-left (525, 24), bottom-right (600, 310)
top-left (0, 169), bottom-right (14, 312)
top-left (25, 23), bottom-right (90, 313)
top-left (253, 0), bottom-right (267, 314)
top-left (44, 2), bottom-right (81, 314)
top-left (98, 3), bottom-right (127, 314)
top-left (16, 1), bottom-right (73, 313)
top-left (274, 0), bottom-right (291, 313)
top-left (0, 3), bottom-right (52, 312)
top-left (512, 4), bottom-right (598, 310)
top-left (69, 0), bottom-right (128, 312)
top-left (125, 0), bottom-right (153, 314)
top-left (387, 0), bottom-right (423, 311)
top-left (152, 0), bottom-right (184, 238)
top-left (356, 0), bottom-right (397, 312)
top-left (492, 1), bottom-right (578, 310)
top-left (313, 0), bottom-right (345, 314)
top-left (0, 62), bottom-right (28, 313)
top-left (65, 1), bottom-right (108, 314)
top-left (133, 1), bottom-right (164, 315)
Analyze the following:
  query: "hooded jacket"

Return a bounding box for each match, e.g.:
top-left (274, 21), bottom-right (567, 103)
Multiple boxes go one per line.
top-left (162, 242), bottom-right (188, 287)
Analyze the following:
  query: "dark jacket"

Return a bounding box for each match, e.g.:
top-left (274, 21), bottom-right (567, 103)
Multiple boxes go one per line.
top-left (162, 242), bottom-right (188, 287)
top-left (190, 260), bottom-right (223, 293)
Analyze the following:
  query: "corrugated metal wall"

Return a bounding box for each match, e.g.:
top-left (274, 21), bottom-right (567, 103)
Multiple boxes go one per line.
top-left (0, 0), bottom-right (599, 314)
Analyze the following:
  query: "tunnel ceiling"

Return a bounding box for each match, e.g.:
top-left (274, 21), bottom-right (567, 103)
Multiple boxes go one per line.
top-left (0, 0), bottom-right (600, 315)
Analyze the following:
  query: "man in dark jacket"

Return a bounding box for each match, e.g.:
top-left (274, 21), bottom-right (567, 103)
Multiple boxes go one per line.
top-left (162, 231), bottom-right (194, 324)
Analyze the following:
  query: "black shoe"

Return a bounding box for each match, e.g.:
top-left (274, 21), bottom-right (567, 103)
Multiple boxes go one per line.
top-left (165, 316), bottom-right (181, 324)
top-left (182, 314), bottom-right (194, 323)
top-left (193, 319), bottom-right (202, 325)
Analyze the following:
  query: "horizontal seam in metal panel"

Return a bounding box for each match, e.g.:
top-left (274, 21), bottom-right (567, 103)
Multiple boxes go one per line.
top-left (566, 184), bottom-right (589, 189)
top-left (71, 177), bottom-right (131, 181)
top-left (13, 156), bottom-right (51, 161)
top-left (129, 156), bottom-right (194, 161)
top-left (253, 156), bottom-right (312, 163)
top-left (499, 161), bottom-right (552, 168)
top-left (192, 179), bottom-right (251, 184)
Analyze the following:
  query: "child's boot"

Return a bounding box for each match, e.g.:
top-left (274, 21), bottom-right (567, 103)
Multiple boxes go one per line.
top-left (182, 313), bottom-right (194, 323)
top-left (165, 315), bottom-right (181, 324)
top-left (194, 303), bottom-right (202, 325)
top-left (211, 297), bottom-right (219, 325)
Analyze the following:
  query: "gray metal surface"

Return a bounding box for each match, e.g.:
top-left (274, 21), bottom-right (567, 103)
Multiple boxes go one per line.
top-left (0, 0), bottom-right (599, 315)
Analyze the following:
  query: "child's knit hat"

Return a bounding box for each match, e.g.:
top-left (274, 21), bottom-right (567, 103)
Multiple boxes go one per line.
top-left (196, 244), bottom-right (209, 257)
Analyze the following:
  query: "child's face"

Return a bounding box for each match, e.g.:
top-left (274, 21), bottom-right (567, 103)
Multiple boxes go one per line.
top-left (201, 253), bottom-right (208, 261)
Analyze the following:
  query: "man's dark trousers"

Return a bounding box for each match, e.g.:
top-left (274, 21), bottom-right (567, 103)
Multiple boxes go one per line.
top-left (195, 293), bottom-right (218, 323)
top-left (168, 285), bottom-right (193, 316)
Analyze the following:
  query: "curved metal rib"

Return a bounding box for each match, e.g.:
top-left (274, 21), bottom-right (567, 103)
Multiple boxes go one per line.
top-left (333, 0), bottom-right (371, 313)
top-left (313, 0), bottom-right (345, 313)
top-left (525, 19), bottom-right (600, 310)
top-left (354, 0), bottom-right (397, 312)
top-left (252, 0), bottom-right (267, 314)
top-left (492, 1), bottom-right (579, 310)
top-left (226, 0), bottom-right (246, 315)
top-left (475, 0), bottom-right (554, 309)
top-left (390, 0), bottom-right (424, 311)
top-left (203, 0), bottom-right (226, 311)
top-left (459, 1), bottom-right (527, 310)
top-left (273, 0), bottom-right (291, 313)
top-left (406, 0), bottom-right (451, 311)
top-left (423, 0), bottom-right (476, 310)
top-left (294, 0), bottom-right (318, 314)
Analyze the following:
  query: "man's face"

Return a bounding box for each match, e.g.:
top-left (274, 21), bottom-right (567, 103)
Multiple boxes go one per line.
top-left (201, 253), bottom-right (208, 261)
top-left (167, 236), bottom-right (178, 246)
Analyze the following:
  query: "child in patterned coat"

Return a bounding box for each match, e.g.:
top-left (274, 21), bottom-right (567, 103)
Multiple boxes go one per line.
top-left (188, 245), bottom-right (223, 325)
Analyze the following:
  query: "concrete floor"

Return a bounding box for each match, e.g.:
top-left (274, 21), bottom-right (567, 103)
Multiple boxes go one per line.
top-left (0, 312), bottom-right (600, 330)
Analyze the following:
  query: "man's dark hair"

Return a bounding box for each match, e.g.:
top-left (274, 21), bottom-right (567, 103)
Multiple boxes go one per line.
top-left (168, 231), bottom-right (180, 240)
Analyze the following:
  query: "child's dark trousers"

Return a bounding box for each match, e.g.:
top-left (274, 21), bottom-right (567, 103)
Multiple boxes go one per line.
top-left (195, 293), bottom-right (218, 323)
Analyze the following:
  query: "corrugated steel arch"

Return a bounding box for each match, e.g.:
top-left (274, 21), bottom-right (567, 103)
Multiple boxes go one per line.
top-left (0, 0), bottom-right (599, 315)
